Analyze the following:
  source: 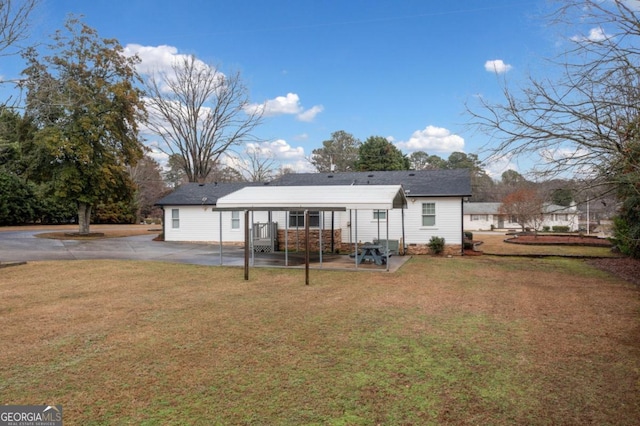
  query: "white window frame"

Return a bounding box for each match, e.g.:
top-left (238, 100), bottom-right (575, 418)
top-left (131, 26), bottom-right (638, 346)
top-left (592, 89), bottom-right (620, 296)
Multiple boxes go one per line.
top-left (231, 211), bottom-right (240, 230)
top-left (171, 209), bottom-right (180, 229)
top-left (373, 210), bottom-right (387, 221)
top-left (422, 203), bottom-right (436, 226)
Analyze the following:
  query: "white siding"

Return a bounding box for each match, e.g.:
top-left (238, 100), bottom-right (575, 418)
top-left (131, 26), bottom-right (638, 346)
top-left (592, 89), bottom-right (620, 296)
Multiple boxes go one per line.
top-left (163, 206), bottom-right (269, 242)
top-left (401, 197), bottom-right (463, 245)
top-left (463, 213), bottom-right (579, 231)
top-left (164, 197), bottom-right (464, 246)
top-left (464, 214), bottom-right (494, 231)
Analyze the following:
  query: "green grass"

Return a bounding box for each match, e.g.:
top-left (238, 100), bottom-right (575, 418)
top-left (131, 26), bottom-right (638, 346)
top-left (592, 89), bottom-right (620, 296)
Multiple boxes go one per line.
top-left (1, 257), bottom-right (639, 425)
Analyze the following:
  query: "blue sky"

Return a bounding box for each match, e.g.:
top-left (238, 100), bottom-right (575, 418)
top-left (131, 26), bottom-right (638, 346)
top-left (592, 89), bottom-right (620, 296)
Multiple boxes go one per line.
top-left (1, 0), bottom-right (577, 176)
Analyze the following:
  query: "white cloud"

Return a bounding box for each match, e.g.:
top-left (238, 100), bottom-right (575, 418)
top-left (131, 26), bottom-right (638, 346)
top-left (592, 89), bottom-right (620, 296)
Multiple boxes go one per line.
top-left (570, 27), bottom-right (611, 42)
top-left (238, 140), bottom-right (312, 173)
top-left (245, 92), bottom-right (323, 121)
top-left (483, 153), bottom-right (519, 178)
top-left (125, 44), bottom-right (225, 98)
top-left (144, 141), bottom-right (170, 168)
top-left (246, 139), bottom-right (305, 161)
top-left (484, 59), bottom-right (513, 74)
top-left (296, 104), bottom-right (324, 122)
top-left (396, 125), bottom-right (464, 153)
top-left (124, 44), bottom-right (183, 75)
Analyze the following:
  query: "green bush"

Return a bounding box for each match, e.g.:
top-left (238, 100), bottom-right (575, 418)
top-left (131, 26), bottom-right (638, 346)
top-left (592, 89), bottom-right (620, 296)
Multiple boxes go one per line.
top-left (464, 231), bottom-right (473, 241)
top-left (542, 226), bottom-right (550, 232)
top-left (427, 236), bottom-right (445, 255)
top-left (552, 226), bottom-right (570, 232)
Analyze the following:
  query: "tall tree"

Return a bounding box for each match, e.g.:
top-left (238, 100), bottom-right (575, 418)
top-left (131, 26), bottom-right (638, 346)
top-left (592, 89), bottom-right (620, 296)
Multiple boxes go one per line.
top-left (22, 18), bottom-right (146, 234)
top-left (356, 136), bottom-right (409, 171)
top-left (128, 155), bottom-right (168, 221)
top-left (466, 1), bottom-right (640, 253)
top-left (144, 55), bottom-right (263, 183)
top-left (501, 169), bottom-right (527, 186)
top-left (310, 130), bottom-right (361, 172)
top-left (408, 150), bottom-right (447, 170)
top-left (446, 151), bottom-right (494, 201)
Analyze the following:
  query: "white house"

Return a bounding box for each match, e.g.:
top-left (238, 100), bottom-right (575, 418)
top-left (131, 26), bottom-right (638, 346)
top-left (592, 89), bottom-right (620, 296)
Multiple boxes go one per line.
top-left (156, 169), bottom-right (472, 255)
top-left (463, 202), bottom-right (580, 232)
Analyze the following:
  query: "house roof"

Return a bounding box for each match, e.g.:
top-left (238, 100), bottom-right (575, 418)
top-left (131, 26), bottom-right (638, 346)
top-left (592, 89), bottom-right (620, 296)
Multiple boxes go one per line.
top-left (271, 169), bottom-right (472, 197)
top-left (463, 202), bottom-right (578, 215)
top-left (215, 185), bottom-right (407, 211)
top-left (156, 169), bottom-right (471, 207)
top-left (463, 202), bottom-right (502, 214)
top-left (155, 182), bottom-right (266, 206)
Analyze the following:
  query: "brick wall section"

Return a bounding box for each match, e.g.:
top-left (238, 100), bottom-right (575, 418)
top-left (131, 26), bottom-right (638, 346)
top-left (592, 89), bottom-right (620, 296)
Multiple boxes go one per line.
top-left (277, 229), bottom-right (342, 251)
top-left (276, 229), bottom-right (462, 256)
top-left (404, 244), bottom-right (462, 256)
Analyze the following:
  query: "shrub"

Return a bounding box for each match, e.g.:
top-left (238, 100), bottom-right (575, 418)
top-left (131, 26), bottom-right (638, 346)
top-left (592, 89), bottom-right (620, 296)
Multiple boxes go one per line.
top-left (542, 226), bottom-right (550, 232)
top-left (552, 226), bottom-right (570, 232)
top-left (464, 231), bottom-right (473, 241)
top-left (427, 236), bottom-right (445, 255)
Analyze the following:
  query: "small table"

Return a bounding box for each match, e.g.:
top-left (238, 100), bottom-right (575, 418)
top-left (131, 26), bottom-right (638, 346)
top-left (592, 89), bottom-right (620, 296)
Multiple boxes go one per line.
top-left (356, 244), bottom-right (386, 265)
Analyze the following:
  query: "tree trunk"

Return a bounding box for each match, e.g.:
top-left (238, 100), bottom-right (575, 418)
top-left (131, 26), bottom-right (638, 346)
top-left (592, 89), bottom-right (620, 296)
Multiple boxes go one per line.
top-left (78, 202), bottom-right (92, 235)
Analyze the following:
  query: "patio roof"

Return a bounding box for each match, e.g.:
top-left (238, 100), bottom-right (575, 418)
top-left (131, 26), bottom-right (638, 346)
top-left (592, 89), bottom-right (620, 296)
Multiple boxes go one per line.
top-left (215, 185), bottom-right (407, 211)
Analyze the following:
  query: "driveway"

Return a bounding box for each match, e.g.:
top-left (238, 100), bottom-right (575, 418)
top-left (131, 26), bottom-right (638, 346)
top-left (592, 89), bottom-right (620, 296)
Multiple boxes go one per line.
top-left (0, 229), bottom-right (246, 266)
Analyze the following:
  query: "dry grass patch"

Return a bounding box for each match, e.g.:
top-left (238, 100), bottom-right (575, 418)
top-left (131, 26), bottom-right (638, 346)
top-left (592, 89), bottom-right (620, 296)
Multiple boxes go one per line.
top-left (1, 257), bottom-right (639, 425)
top-left (477, 232), bottom-right (617, 257)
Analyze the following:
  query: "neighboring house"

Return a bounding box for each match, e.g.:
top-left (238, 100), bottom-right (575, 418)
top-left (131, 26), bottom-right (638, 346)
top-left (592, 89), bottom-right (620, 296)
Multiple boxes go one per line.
top-left (463, 202), bottom-right (580, 231)
top-left (156, 169), bottom-right (472, 255)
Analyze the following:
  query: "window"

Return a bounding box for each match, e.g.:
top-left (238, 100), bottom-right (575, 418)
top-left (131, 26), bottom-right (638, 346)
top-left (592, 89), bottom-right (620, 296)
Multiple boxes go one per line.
top-left (289, 211), bottom-right (320, 227)
top-left (373, 210), bottom-right (386, 220)
top-left (471, 214), bottom-right (488, 221)
top-left (231, 211), bottom-right (240, 229)
top-left (171, 209), bottom-right (179, 229)
top-left (421, 203), bottom-right (436, 226)
top-left (555, 213), bottom-right (568, 221)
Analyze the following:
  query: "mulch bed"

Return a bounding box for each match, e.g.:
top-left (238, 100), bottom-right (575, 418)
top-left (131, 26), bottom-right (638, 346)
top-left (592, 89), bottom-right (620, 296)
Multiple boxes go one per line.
top-left (506, 234), bottom-right (612, 247)
top-left (587, 257), bottom-right (640, 287)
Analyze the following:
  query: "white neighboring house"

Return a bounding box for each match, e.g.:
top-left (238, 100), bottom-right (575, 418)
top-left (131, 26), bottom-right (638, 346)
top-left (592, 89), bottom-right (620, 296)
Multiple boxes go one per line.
top-left (156, 169), bottom-right (472, 254)
top-left (463, 202), bottom-right (580, 232)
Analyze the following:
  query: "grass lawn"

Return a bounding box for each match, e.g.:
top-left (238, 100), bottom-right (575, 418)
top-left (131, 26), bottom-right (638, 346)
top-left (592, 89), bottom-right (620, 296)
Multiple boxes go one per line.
top-left (1, 253), bottom-right (638, 425)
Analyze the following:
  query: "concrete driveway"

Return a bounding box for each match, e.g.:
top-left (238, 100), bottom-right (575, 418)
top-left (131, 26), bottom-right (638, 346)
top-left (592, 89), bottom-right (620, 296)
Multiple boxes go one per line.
top-left (0, 229), bottom-right (246, 266)
top-left (0, 226), bottom-right (410, 271)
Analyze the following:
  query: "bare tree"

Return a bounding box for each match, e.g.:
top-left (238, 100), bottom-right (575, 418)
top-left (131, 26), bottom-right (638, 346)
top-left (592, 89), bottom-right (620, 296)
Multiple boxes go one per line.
top-left (467, 0), bottom-right (640, 194)
top-left (233, 144), bottom-right (276, 182)
top-left (144, 55), bottom-right (263, 183)
top-left (0, 0), bottom-right (38, 57)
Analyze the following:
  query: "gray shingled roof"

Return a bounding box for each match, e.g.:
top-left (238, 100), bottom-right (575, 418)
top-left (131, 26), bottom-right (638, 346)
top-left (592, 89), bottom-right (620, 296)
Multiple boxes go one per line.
top-left (271, 169), bottom-right (472, 197)
top-left (156, 182), bottom-right (266, 206)
top-left (463, 202), bottom-right (502, 214)
top-left (156, 169), bottom-right (472, 206)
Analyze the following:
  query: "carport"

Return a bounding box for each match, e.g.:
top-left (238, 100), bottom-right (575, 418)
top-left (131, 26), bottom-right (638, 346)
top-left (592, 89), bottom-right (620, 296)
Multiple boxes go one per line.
top-left (215, 185), bottom-right (407, 284)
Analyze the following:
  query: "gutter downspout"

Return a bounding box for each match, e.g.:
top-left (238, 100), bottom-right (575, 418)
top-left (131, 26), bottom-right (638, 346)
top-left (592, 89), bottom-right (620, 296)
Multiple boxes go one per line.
top-left (461, 198), bottom-right (465, 256)
top-left (401, 205), bottom-right (406, 255)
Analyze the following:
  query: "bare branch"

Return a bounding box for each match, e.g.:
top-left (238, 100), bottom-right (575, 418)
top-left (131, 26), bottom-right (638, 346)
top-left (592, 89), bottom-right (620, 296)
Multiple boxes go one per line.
top-left (0, 0), bottom-right (38, 56)
top-left (144, 55), bottom-right (263, 183)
